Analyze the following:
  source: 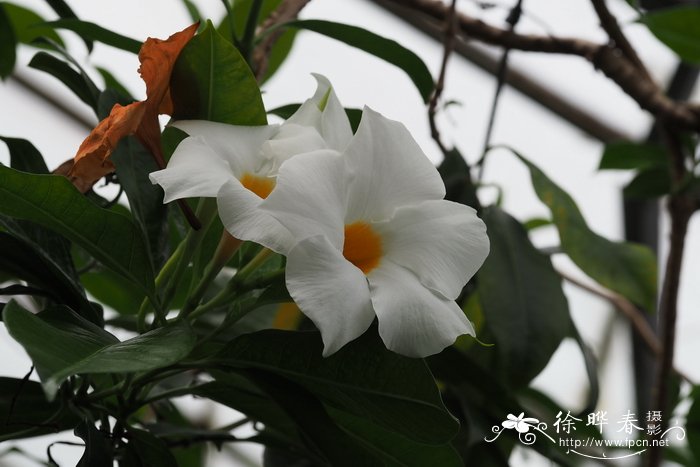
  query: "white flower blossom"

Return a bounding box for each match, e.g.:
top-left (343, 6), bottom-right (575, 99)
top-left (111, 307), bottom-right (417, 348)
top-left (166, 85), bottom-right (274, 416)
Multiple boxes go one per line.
top-left (149, 74), bottom-right (351, 253)
top-left (260, 107), bottom-right (490, 357)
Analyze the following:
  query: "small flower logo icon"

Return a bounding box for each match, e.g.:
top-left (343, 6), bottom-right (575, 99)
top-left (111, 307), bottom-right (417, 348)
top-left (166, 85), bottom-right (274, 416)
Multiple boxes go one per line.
top-left (502, 413), bottom-right (540, 433)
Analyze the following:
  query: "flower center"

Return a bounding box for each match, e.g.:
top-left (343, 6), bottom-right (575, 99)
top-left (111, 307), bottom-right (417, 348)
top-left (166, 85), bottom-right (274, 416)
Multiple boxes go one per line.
top-left (240, 173), bottom-right (275, 199)
top-left (343, 221), bottom-right (383, 274)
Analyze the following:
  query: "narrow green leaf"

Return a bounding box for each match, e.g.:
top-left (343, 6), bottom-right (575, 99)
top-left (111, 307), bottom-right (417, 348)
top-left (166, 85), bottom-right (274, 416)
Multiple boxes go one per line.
top-left (514, 150), bottom-right (658, 310)
top-left (0, 4), bottom-right (16, 79)
top-left (570, 324), bottom-right (599, 415)
top-left (329, 408), bottom-right (462, 467)
top-left (43, 19), bottom-right (141, 54)
top-left (599, 141), bottom-right (666, 171)
top-left (96, 67), bottom-right (134, 100)
top-left (217, 329), bottom-right (458, 445)
top-left (0, 232), bottom-right (97, 323)
top-left (4, 301), bottom-right (117, 397)
top-left (75, 422), bottom-right (114, 467)
top-left (249, 370), bottom-right (382, 467)
top-left (171, 21), bottom-right (267, 125)
top-left (640, 6), bottom-right (700, 63)
top-left (0, 165), bottom-right (155, 298)
top-left (1, 136), bottom-right (49, 173)
top-left (2, 3), bottom-right (63, 46)
top-left (43, 0), bottom-right (93, 51)
top-left (522, 217), bottom-right (552, 231)
top-left (98, 90), bottom-right (169, 270)
top-left (478, 207), bottom-right (571, 387)
top-left (623, 167), bottom-right (671, 198)
top-left (179, 0), bottom-right (202, 23)
top-left (121, 428), bottom-right (179, 467)
top-left (28, 51), bottom-right (99, 111)
top-left (0, 376), bottom-right (79, 439)
top-left (284, 19), bottom-right (434, 102)
top-left (47, 323), bottom-right (196, 392)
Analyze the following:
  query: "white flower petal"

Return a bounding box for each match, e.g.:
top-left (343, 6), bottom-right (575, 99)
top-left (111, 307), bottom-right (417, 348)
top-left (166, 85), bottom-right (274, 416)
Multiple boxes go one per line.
top-left (344, 107), bottom-right (446, 222)
top-left (259, 124), bottom-right (327, 174)
top-left (171, 120), bottom-right (279, 176)
top-left (287, 74), bottom-right (352, 152)
top-left (374, 200), bottom-right (489, 300)
top-left (261, 150), bottom-right (347, 249)
top-left (502, 421), bottom-right (517, 429)
top-left (286, 235), bottom-right (375, 356)
top-left (217, 179), bottom-right (294, 254)
top-left (149, 136), bottom-right (234, 202)
top-left (368, 261), bottom-right (474, 357)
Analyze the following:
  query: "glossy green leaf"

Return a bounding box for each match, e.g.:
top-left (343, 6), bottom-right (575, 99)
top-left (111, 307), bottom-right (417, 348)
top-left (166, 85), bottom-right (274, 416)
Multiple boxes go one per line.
top-left (44, 19), bottom-right (141, 54)
top-left (640, 6), bottom-right (700, 63)
top-left (96, 67), bottom-right (134, 100)
top-left (43, 0), bottom-right (93, 51)
top-left (2, 3), bottom-right (63, 46)
top-left (285, 19), bottom-right (434, 102)
top-left (623, 167), bottom-right (671, 198)
top-left (329, 408), bottom-right (462, 467)
top-left (0, 4), bottom-right (16, 79)
top-left (478, 207), bottom-right (571, 387)
top-left (98, 90), bottom-right (169, 269)
top-left (438, 148), bottom-right (480, 209)
top-left (81, 268), bottom-right (144, 316)
top-left (4, 301), bottom-right (117, 397)
top-left (0, 232), bottom-right (97, 322)
top-left (1, 136), bottom-right (49, 173)
top-left (121, 428), bottom-right (178, 467)
top-left (0, 376), bottom-right (79, 440)
top-left (0, 165), bottom-right (155, 299)
top-left (249, 370), bottom-right (381, 467)
top-left (75, 422), bottom-right (114, 467)
top-left (47, 322), bottom-right (196, 394)
top-left (687, 386), bottom-right (700, 464)
top-left (599, 141), bottom-right (666, 171)
top-left (28, 51), bottom-right (99, 111)
top-left (171, 21), bottom-right (267, 125)
top-left (516, 152), bottom-right (658, 311)
top-left (217, 329), bottom-right (458, 445)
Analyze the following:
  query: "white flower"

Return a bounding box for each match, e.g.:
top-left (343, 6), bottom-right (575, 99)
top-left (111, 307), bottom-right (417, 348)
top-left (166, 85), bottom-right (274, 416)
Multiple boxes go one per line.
top-left (502, 413), bottom-right (539, 433)
top-left (149, 74), bottom-right (351, 253)
top-left (260, 107), bottom-right (490, 357)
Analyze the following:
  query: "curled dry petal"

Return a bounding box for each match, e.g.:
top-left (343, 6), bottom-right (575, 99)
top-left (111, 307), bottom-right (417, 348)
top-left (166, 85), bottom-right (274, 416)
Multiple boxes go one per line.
top-left (66, 23), bottom-right (199, 193)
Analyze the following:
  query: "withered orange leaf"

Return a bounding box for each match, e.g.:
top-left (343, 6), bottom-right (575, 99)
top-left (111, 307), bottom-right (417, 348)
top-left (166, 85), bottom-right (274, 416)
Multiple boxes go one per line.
top-left (67, 22), bottom-right (199, 193)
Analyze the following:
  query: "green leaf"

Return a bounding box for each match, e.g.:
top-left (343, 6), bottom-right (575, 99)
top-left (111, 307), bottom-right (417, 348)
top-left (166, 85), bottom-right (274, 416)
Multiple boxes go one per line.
top-left (96, 67), bottom-right (134, 100)
top-left (43, 19), bottom-right (141, 54)
top-left (687, 386), bottom-right (700, 463)
top-left (98, 90), bottom-right (169, 269)
top-left (249, 370), bottom-right (382, 467)
top-left (179, 0), bottom-right (202, 23)
top-left (2, 3), bottom-right (63, 46)
top-left (4, 301), bottom-right (117, 397)
top-left (438, 148), bottom-right (480, 209)
top-left (329, 408), bottom-right (462, 467)
top-left (0, 376), bottom-right (79, 440)
top-left (171, 21), bottom-right (267, 125)
top-left (75, 422), bottom-right (114, 467)
top-left (0, 232), bottom-right (98, 323)
top-left (121, 428), bottom-right (179, 467)
top-left (623, 167), bottom-right (671, 198)
top-left (640, 6), bottom-right (700, 63)
top-left (81, 268), bottom-right (144, 316)
top-left (522, 217), bottom-right (552, 231)
top-left (0, 4), bottom-right (16, 79)
top-left (0, 165), bottom-right (156, 299)
top-left (285, 19), bottom-right (434, 102)
top-left (217, 329), bottom-right (458, 445)
top-left (28, 51), bottom-right (100, 111)
top-left (599, 141), bottom-right (666, 171)
top-left (47, 322), bottom-right (196, 393)
top-left (1, 136), bottom-right (49, 173)
top-left (43, 0), bottom-right (93, 51)
top-left (477, 207), bottom-right (571, 387)
top-left (268, 103), bottom-right (362, 133)
top-left (515, 151), bottom-right (658, 311)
